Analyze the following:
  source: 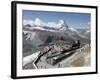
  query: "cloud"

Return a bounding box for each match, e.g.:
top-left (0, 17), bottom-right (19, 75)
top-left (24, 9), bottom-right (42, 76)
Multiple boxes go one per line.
top-left (23, 19), bottom-right (34, 26)
top-left (23, 18), bottom-right (67, 30)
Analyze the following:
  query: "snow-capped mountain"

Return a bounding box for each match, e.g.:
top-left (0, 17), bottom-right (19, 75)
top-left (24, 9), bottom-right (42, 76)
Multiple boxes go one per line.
top-left (68, 27), bottom-right (89, 39)
top-left (23, 18), bottom-right (91, 57)
top-left (23, 18), bottom-right (90, 36)
top-left (23, 18), bottom-right (68, 31)
top-left (69, 27), bottom-right (78, 33)
top-left (23, 18), bottom-right (90, 49)
top-left (57, 20), bottom-right (68, 31)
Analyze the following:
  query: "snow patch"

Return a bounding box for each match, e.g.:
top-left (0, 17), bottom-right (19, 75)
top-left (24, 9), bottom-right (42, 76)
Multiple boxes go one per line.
top-left (23, 51), bottom-right (41, 66)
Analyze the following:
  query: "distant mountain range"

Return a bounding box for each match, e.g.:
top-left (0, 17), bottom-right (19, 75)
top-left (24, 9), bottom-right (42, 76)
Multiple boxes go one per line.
top-left (22, 18), bottom-right (90, 56)
top-left (23, 18), bottom-right (68, 31)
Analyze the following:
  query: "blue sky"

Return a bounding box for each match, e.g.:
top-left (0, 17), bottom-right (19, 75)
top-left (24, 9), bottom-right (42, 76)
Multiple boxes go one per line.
top-left (23, 10), bottom-right (91, 29)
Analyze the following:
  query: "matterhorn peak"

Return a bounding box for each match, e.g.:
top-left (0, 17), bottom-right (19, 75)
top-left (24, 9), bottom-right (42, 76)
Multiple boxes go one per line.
top-left (57, 20), bottom-right (68, 31)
